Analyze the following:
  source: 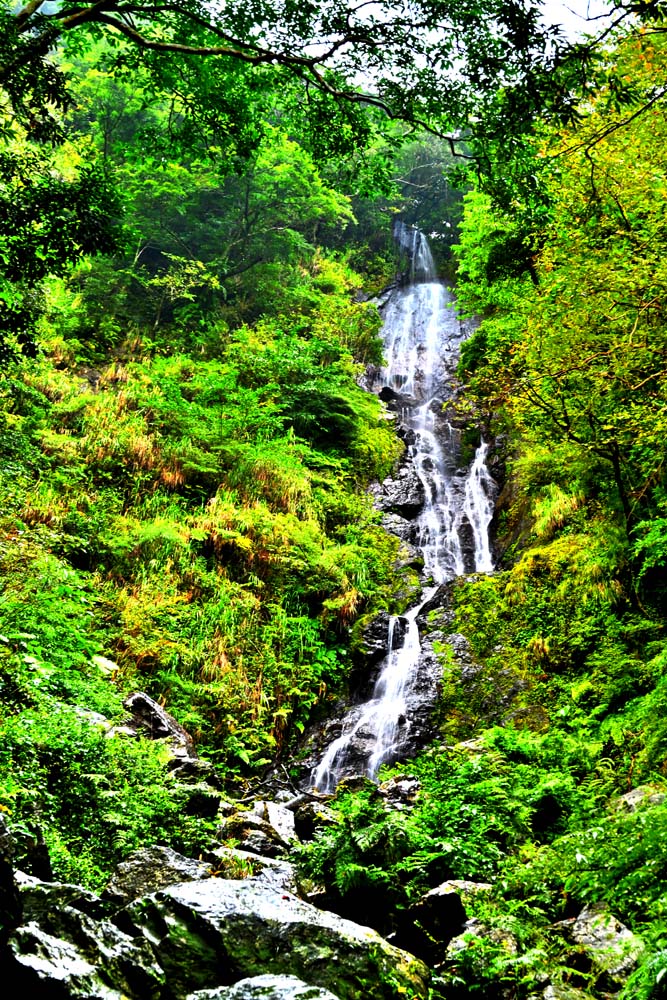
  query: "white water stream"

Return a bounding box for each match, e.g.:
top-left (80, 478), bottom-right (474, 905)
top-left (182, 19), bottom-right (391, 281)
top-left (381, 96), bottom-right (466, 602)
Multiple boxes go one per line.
top-left (313, 227), bottom-right (496, 792)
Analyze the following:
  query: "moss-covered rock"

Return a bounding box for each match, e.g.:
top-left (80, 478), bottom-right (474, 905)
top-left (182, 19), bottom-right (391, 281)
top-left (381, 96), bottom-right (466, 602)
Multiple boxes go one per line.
top-left (127, 878), bottom-right (430, 1000)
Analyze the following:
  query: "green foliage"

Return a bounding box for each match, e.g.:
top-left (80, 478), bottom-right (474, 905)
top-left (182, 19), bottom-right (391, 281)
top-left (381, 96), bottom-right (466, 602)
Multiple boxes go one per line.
top-left (0, 702), bottom-right (213, 889)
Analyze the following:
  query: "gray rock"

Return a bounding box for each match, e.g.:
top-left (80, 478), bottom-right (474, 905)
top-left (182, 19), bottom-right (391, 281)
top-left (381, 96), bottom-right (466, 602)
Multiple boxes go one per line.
top-left (206, 846), bottom-right (299, 894)
top-left (8, 921), bottom-right (125, 998)
top-left (543, 986), bottom-right (595, 1000)
top-left (16, 869), bottom-right (111, 920)
top-left (7, 903), bottom-right (164, 998)
top-left (371, 466), bottom-right (425, 517)
top-left (127, 878), bottom-right (430, 1000)
top-left (446, 917), bottom-right (517, 960)
top-left (218, 810), bottom-right (291, 859)
top-left (0, 813), bottom-right (20, 943)
top-left (571, 906), bottom-right (643, 980)
top-left (615, 786), bottom-right (666, 812)
top-left (187, 974), bottom-right (341, 998)
top-left (393, 879), bottom-right (472, 961)
top-left (381, 513), bottom-right (418, 545)
top-left (168, 757), bottom-right (223, 789)
top-left (104, 846), bottom-right (213, 904)
top-left (378, 776), bottom-right (420, 809)
top-left (122, 691), bottom-right (196, 760)
top-left (249, 801), bottom-right (298, 846)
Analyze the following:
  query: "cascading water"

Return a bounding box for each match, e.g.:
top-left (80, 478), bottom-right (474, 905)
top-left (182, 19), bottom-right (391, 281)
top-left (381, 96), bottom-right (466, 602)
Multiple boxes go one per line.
top-left (313, 225), bottom-right (496, 793)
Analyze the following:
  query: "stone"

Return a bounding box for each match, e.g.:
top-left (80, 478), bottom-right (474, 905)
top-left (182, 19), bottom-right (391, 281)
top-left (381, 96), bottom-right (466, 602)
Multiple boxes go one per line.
top-left (542, 986), bottom-right (595, 1000)
top-left (371, 466), bottom-right (425, 518)
top-left (7, 922), bottom-right (125, 999)
top-left (249, 801), bottom-right (298, 846)
top-left (187, 974), bottom-right (341, 999)
top-left (127, 878), bottom-right (430, 1000)
top-left (415, 583), bottom-right (454, 630)
top-left (378, 776), bottom-right (421, 809)
top-left (614, 786), bottom-right (666, 812)
top-left (218, 810), bottom-right (291, 860)
top-left (446, 917), bottom-right (518, 960)
top-left (0, 814), bottom-right (21, 943)
top-left (206, 846), bottom-right (299, 894)
top-left (168, 757), bottom-right (224, 789)
top-left (179, 784), bottom-right (225, 818)
top-left (570, 906), bottom-right (643, 981)
top-left (393, 879), bottom-right (476, 962)
top-left (16, 869), bottom-right (111, 921)
top-left (122, 691), bottom-right (196, 759)
top-left (293, 800), bottom-right (337, 841)
top-left (104, 846), bottom-right (213, 904)
top-left (381, 513), bottom-right (419, 545)
top-left (7, 901), bottom-right (164, 998)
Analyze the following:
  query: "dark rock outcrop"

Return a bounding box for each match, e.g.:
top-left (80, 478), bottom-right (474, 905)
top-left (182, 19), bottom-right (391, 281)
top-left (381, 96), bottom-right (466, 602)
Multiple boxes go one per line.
top-left (7, 888), bottom-right (165, 998)
top-left (293, 799), bottom-right (337, 841)
top-left (359, 612), bottom-right (409, 663)
top-left (122, 692), bottom-right (196, 758)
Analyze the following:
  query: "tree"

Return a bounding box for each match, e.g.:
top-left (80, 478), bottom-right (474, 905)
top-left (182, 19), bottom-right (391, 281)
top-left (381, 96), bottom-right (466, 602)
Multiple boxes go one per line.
top-left (3, 0), bottom-right (635, 156)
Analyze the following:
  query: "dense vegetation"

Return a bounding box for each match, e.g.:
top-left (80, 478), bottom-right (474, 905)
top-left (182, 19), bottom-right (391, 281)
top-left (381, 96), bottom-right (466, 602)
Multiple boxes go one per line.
top-left (3, 1), bottom-right (667, 998)
top-left (295, 24), bottom-right (667, 1000)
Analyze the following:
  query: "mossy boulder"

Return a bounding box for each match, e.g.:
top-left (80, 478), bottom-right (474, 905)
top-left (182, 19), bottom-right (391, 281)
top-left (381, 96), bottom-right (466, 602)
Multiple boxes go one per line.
top-left (127, 878), bottom-right (429, 1000)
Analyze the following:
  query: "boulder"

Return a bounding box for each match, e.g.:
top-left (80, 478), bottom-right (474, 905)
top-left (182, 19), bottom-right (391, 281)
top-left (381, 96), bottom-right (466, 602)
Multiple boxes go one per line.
top-left (543, 986), bottom-right (595, 1000)
top-left (371, 467), bottom-right (425, 518)
top-left (446, 917), bottom-right (518, 960)
top-left (0, 814), bottom-right (21, 943)
top-left (614, 785), bottom-right (666, 812)
top-left (393, 879), bottom-right (484, 962)
top-left (218, 810), bottom-right (291, 860)
top-left (380, 513), bottom-right (419, 545)
top-left (122, 692), bottom-right (196, 762)
top-left (104, 846), bottom-right (213, 905)
top-left (206, 846), bottom-right (299, 895)
top-left (415, 584), bottom-right (454, 631)
top-left (249, 801), bottom-right (298, 846)
top-left (127, 878), bottom-right (430, 1000)
top-left (16, 869), bottom-right (111, 921)
top-left (7, 903), bottom-right (164, 998)
top-left (378, 776), bottom-right (420, 809)
top-left (168, 758), bottom-right (224, 789)
top-left (570, 906), bottom-right (643, 981)
top-left (293, 800), bottom-right (337, 841)
top-left (187, 974), bottom-right (341, 999)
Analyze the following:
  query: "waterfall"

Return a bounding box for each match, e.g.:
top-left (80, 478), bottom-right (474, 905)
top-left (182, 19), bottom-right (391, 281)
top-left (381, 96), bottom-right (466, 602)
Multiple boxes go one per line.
top-left (312, 226), bottom-right (496, 793)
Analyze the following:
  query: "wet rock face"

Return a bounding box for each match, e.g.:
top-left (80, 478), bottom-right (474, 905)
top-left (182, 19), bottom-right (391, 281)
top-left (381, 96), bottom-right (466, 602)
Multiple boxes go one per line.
top-left (127, 878), bottom-right (430, 1000)
top-left (8, 893), bottom-right (165, 998)
top-left (187, 976), bottom-right (342, 999)
top-left (360, 612), bottom-right (409, 663)
top-left (381, 512), bottom-right (419, 546)
top-left (3, 860), bottom-right (428, 1000)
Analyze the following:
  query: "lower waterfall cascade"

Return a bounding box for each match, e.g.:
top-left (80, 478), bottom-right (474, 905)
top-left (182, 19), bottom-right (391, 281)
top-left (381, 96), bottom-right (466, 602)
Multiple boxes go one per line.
top-left (313, 226), bottom-right (497, 793)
